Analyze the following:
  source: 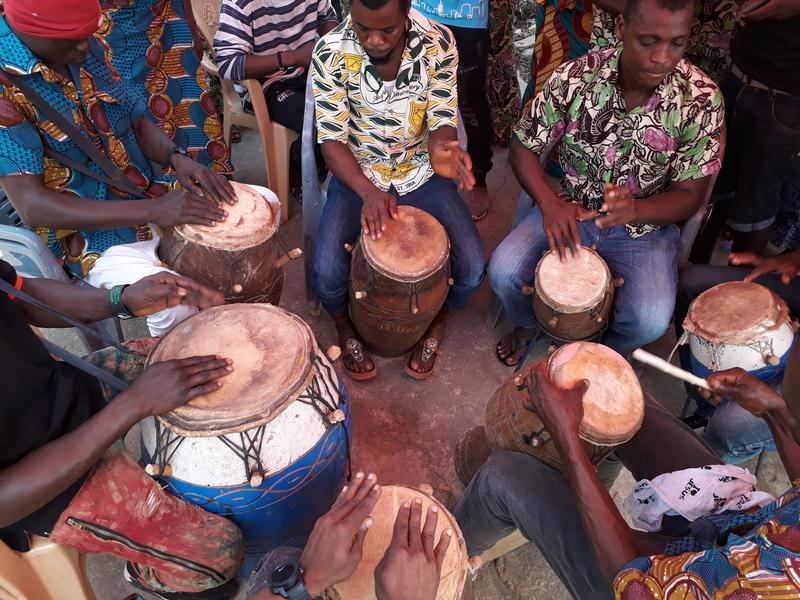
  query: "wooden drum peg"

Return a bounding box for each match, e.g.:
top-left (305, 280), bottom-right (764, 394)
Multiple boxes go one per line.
top-left (343, 243), bottom-right (354, 254)
top-left (354, 290), bottom-right (367, 300)
top-left (547, 317), bottom-right (559, 329)
top-left (612, 277), bottom-right (625, 288)
top-left (250, 471), bottom-right (264, 487)
top-left (514, 375), bottom-right (526, 390)
top-left (232, 283), bottom-right (243, 294)
top-left (146, 463), bottom-right (172, 477)
top-left (448, 277), bottom-right (455, 286)
top-left (521, 285), bottom-right (535, 296)
top-left (275, 247), bottom-right (303, 269)
top-left (418, 483), bottom-right (434, 496)
top-left (766, 355), bottom-right (780, 366)
top-left (327, 345), bottom-right (342, 362)
top-left (327, 409), bottom-right (346, 425)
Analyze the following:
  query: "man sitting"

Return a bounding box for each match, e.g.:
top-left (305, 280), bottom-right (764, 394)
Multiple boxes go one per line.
top-left (0, 0), bottom-right (235, 336)
top-left (490, 0), bottom-right (724, 365)
top-left (309, 0), bottom-right (485, 380)
top-left (0, 260), bottom-right (242, 600)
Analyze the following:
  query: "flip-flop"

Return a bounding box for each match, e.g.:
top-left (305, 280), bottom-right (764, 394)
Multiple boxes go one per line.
top-left (495, 328), bottom-right (535, 369)
top-left (341, 338), bottom-right (377, 382)
top-left (404, 337), bottom-right (439, 380)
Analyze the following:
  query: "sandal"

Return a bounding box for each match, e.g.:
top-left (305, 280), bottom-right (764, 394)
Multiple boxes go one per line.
top-left (495, 327), bottom-right (537, 369)
top-left (404, 337), bottom-right (440, 381)
top-left (341, 337), bottom-right (377, 382)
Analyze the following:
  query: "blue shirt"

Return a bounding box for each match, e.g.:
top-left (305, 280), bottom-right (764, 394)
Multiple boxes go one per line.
top-left (412, 0), bottom-right (488, 30)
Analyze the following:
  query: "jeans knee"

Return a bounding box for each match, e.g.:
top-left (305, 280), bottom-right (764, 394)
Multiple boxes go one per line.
top-left (487, 251), bottom-right (523, 298)
top-left (613, 306), bottom-right (672, 348)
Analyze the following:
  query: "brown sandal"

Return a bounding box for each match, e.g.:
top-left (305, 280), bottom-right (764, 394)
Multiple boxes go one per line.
top-left (341, 338), bottom-right (377, 382)
top-left (404, 337), bottom-right (439, 380)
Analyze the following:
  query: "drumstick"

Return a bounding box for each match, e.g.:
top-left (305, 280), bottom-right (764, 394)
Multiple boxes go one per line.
top-left (631, 348), bottom-right (712, 391)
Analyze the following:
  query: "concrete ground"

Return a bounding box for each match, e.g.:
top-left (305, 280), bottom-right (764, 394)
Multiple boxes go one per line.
top-left (43, 130), bottom-right (789, 599)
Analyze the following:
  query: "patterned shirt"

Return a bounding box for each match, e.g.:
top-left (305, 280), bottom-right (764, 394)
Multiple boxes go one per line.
top-left (311, 10), bottom-right (459, 195)
top-left (515, 48), bottom-right (724, 238)
top-left (615, 485), bottom-right (800, 599)
top-left (0, 17), bottom-right (175, 276)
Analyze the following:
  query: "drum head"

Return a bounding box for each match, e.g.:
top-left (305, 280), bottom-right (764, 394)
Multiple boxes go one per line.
top-left (175, 182), bottom-right (278, 250)
top-left (362, 206), bottom-right (449, 281)
top-left (329, 485), bottom-right (468, 600)
top-left (684, 281), bottom-right (790, 345)
top-left (548, 342), bottom-right (644, 446)
top-left (146, 304), bottom-right (315, 436)
top-left (535, 247), bottom-right (610, 313)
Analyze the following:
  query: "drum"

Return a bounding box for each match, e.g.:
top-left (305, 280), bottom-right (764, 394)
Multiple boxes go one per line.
top-left (327, 485), bottom-right (469, 600)
top-left (484, 342), bottom-right (644, 471)
top-left (158, 182), bottom-right (298, 305)
top-left (528, 247), bottom-right (618, 341)
top-left (349, 206), bottom-right (451, 356)
top-left (683, 281), bottom-right (796, 386)
top-left (140, 304), bottom-right (351, 574)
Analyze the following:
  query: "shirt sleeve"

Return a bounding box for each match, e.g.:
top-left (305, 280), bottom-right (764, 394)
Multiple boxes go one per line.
top-left (317, 0), bottom-right (337, 24)
top-left (426, 24), bottom-right (459, 131)
top-left (312, 35), bottom-right (350, 145)
top-left (670, 81), bottom-right (725, 182)
top-left (0, 83), bottom-right (45, 177)
top-left (513, 66), bottom-right (570, 156)
top-left (213, 0), bottom-right (254, 82)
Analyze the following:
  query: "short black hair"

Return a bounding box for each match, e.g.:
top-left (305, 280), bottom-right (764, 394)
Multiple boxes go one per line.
top-left (622, 0), bottom-right (693, 22)
top-left (352, 0), bottom-right (411, 10)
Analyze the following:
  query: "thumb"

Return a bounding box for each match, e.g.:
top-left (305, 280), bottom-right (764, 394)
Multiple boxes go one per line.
top-left (570, 378), bottom-right (590, 396)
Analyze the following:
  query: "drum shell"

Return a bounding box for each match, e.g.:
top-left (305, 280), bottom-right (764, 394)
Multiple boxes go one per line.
top-left (158, 228), bottom-right (284, 305)
top-left (349, 241), bottom-right (450, 356)
top-left (532, 280), bottom-right (615, 341)
top-left (484, 362), bottom-right (615, 471)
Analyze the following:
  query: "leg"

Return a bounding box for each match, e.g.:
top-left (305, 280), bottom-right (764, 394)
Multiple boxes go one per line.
top-left (265, 75), bottom-right (308, 188)
top-left (599, 224), bottom-right (680, 356)
top-left (703, 401), bottom-right (774, 464)
top-left (453, 451), bottom-right (611, 600)
top-left (49, 449), bottom-right (242, 594)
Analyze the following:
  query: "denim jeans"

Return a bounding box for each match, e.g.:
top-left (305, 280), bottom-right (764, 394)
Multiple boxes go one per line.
top-left (453, 394), bottom-right (720, 600)
top-left (311, 174), bottom-right (485, 314)
top-left (676, 263), bottom-right (800, 462)
top-left (487, 201), bottom-right (680, 355)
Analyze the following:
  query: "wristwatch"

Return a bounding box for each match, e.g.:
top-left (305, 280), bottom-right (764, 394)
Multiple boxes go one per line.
top-left (109, 284), bottom-right (135, 319)
top-left (168, 144), bottom-right (191, 168)
top-left (277, 51), bottom-right (288, 72)
top-left (267, 559), bottom-right (312, 600)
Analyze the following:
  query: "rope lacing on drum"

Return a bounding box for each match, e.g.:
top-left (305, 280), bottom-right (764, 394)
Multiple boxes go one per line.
top-left (150, 419), bottom-right (186, 475)
top-left (218, 427), bottom-right (268, 482)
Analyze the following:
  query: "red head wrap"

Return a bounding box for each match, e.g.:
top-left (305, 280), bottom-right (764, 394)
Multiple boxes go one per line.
top-left (4, 0), bottom-right (102, 40)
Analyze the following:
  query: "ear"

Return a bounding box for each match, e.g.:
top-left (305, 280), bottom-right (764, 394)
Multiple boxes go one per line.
top-left (615, 14), bottom-right (625, 41)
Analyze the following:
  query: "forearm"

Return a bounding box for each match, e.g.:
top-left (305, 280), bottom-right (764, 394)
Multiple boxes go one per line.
top-left (15, 277), bottom-right (114, 327)
top-left (509, 138), bottom-right (562, 209)
top-left (0, 398), bottom-right (142, 527)
top-left (765, 406), bottom-right (800, 482)
top-left (133, 117), bottom-right (175, 167)
top-left (428, 126), bottom-right (457, 152)
top-left (243, 53), bottom-right (284, 79)
top-left (632, 187), bottom-right (704, 226)
top-left (320, 141), bottom-right (376, 199)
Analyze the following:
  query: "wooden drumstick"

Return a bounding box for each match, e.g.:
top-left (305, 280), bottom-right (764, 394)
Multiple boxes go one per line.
top-left (631, 349), bottom-right (711, 391)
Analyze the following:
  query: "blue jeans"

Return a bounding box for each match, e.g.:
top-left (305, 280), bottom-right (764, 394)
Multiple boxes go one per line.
top-left (311, 175), bottom-right (485, 315)
top-left (487, 201), bottom-right (680, 355)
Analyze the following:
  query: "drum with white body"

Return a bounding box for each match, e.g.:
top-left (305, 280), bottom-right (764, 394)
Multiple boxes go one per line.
top-left (683, 281), bottom-right (796, 385)
top-left (141, 304), bottom-right (350, 574)
top-left (529, 247), bottom-right (619, 341)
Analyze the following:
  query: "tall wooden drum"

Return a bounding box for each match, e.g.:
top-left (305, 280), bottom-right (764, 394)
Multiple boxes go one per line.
top-left (327, 485), bottom-right (469, 600)
top-left (485, 342), bottom-right (644, 471)
top-left (158, 182), bottom-right (291, 305)
top-left (349, 206), bottom-right (451, 356)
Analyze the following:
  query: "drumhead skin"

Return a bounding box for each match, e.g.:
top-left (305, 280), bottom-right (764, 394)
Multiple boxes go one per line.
top-left (329, 485), bottom-right (468, 600)
top-left (684, 281), bottom-right (791, 345)
top-left (146, 304), bottom-right (315, 436)
top-left (175, 182), bottom-right (278, 250)
top-left (535, 247), bottom-right (610, 313)
top-left (362, 206), bottom-right (449, 281)
top-left (548, 342), bottom-right (644, 446)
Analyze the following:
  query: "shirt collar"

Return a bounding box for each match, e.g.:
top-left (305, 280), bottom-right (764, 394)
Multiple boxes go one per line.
top-left (0, 17), bottom-right (46, 76)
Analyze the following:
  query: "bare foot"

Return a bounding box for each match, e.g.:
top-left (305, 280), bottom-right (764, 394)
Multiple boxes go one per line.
top-left (464, 185), bottom-right (490, 221)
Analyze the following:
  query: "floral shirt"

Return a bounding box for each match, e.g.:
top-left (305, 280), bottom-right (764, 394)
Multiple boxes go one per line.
top-left (514, 48), bottom-right (724, 238)
top-left (0, 17), bottom-right (175, 276)
top-left (615, 485), bottom-right (800, 599)
top-left (311, 10), bottom-right (459, 195)
top-left (590, 6), bottom-right (617, 52)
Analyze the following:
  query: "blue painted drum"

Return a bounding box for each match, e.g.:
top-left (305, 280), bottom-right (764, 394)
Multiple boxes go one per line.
top-left (140, 304), bottom-right (351, 576)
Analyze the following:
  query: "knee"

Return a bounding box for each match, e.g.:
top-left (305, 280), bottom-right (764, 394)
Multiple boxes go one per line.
top-left (479, 451), bottom-right (541, 496)
top-left (487, 249), bottom-right (525, 297)
top-left (455, 245), bottom-right (486, 290)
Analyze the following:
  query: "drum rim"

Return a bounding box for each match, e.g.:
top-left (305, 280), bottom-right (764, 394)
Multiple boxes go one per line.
top-left (173, 183), bottom-right (279, 251)
top-left (360, 206), bottom-right (450, 282)
top-left (145, 304), bottom-right (321, 436)
top-left (534, 247), bottom-right (611, 313)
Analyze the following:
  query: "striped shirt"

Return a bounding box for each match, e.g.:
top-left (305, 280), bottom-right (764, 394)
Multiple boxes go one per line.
top-left (214, 0), bottom-right (337, 91)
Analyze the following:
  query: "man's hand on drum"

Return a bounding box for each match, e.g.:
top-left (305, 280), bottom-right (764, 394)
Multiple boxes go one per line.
top-left (121, 273), bottom-right (224, 316)
top-left (299, 471), bottom-right (381, 595)
top-left (704, 368), bottom-right (793, 423)
top-left (374, 497), bottom-right (452, 600)
top-left (540, 199), bottom-right (594, 261)
top-left (595, 183), bottom-right (636, 229)
top-left (122, 356), bottom-right (233, 418)
top-left (360, 186), bottom-right (399, 240)
top-left (730, 249), bottom-right (800, 284)
top-left (152, 189), bottom-right (229, 228)
top-left (170, 152), bottom-right (237, 205)
top-left (430, 140), bottom-right (476, 191)
top-left (524, 362), bottom-right (588, 442)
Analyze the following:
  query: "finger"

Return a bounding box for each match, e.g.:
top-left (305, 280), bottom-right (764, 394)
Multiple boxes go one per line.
top-left (185, 380), bottom-right (225, 401)
top-left (352, 515), bottom-right (374, 555)
top-left (206, 173), bottom-right (237, 205)
top-left (566, 218), bottom-right (581, 258)
top-left (388, 195), bottom-right (399, 219)
top-left (350, 473), bottom-right (378, 506)
top-left (421, 505), bottom-right (439, 559)
top-left (199, 203), bottom-right (228, 221)
top-left (729, 252), bottom-right (759, 267)
top-left (184, 212), bottom-right (217, 227)
top-left (180, 177), bottom-right (206, 199)
top-left (148, 283), bottom-right (187, 308)
top-left (434, 528), bottom-right (452, 571)
top-left (181, 357), bottom-right (232, 376)
top-left (783, 266), bottom-right (799, 285)
top-left (378, 202), bottom-right (388, 233)
top-left (408, 497), bottom-right (423, 550)
top-left (569, 378), bottom-right (590, 397)
top-left (194, 174), bottom-right (223, 204)
top-left (545, 228), bottom-right (558, 258)
top-left (368, 214), bottom-right (380, 240)
top-left (361, 211), bottom-right (370, 235)
top-left (174, 355), bottom-right (226, 368)
top-left (343, 484), bottom-right (381, 540)
top-left (744, 265), bottom-right (767, 283)
top-left (390, 502), bottom-right (411, 549)
top-left (184, 363), bottom-right (234, 388)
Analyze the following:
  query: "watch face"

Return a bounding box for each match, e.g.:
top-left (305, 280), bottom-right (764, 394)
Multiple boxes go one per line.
top-left (270, 562), bottom-right (298, 588)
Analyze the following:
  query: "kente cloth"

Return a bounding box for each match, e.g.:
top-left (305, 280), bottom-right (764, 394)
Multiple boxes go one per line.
top-left (97, 0), bottom-right (232, 172)
top-left (623, 464), bottom-right (775, 532)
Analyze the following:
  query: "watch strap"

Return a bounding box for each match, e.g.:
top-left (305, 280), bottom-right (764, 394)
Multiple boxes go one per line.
top-left (277, 51), bottom-right (286, 71)
top-left (109, 284), bottom-right (134, 319)
top-left (285, 580), bottom-right (312, 600)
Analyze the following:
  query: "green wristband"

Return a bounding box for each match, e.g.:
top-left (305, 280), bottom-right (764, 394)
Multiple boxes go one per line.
top-left (109, 284), bottom-right (134, 319)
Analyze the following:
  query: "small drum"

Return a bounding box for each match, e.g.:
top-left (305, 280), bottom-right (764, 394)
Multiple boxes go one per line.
top-left (349, 206), bottom-right (451, 356)
top-left (141, 304), bottom-right (351, 573)
top-left (158, 182), bottom-right (299, 305)
top-left (528, 247), bottom-right (618, 341)
top-left (327, 485), bottom-right (469, 600)
top-left (683, 281), bottom-right (796, 385)
top-left (484, 342), bottom-right (644, 471)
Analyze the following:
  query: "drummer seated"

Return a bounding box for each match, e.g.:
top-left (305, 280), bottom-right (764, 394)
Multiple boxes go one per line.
top-left (489, 0), bottom-right (724, 364)
top-left (0, 259), bottom-right (243, 600)
top-left (0, 0), bottom-right (237, 337)
top-left (454, 364), bottom-right (800, 599)
top-left (308, 0), bottom-right (486, 380)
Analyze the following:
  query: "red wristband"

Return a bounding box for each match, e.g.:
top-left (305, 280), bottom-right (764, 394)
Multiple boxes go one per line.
top-left (7, 273), bottom-right (22, 300)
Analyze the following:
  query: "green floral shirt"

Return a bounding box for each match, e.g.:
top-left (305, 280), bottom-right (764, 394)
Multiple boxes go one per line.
top-left (311, 10), bottom-right (459, 194)
top-left (515, 48), bottom-right (724, 238)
